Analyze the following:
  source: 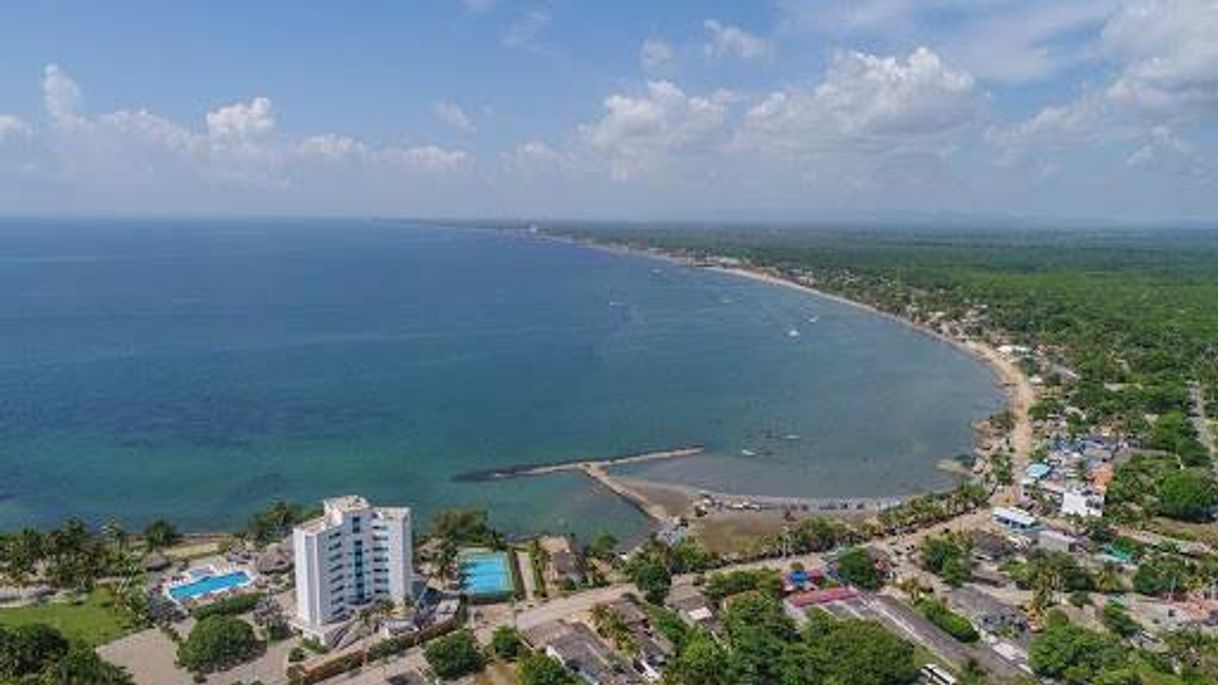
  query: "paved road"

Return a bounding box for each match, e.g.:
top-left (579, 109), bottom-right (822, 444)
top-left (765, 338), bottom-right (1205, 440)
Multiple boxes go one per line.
top-left (513, 585), bottom-right (632, 631)
top-left (813, 594), bottom-right (1029, 682)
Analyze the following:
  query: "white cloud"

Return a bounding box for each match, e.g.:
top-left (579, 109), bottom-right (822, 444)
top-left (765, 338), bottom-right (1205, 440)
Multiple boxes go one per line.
top-left (778, 0), bottom-right (1117, 84)
top-left (501, 140), bottom-right (568, 174)
top-left (743, 47), bottom-right (979, 153)
top-left (1102, 0), bottom-right (1218, 118)
top-left (380, 145), bottom-right (470, 172)
top-left (991, 0), bottom-right (1218, 167)
top-left (703, 20), bottom-right (771, 61)
top-left (206, 97), bottom-right (275, 139)
top-left (580, 81), bottom-right (734, 180)
top-left (502, 9), bottom-right (550, 48)
top-left (433, 102), bottom-right (476, 133)
top-left (4, 64), bottom-right (476, 211)
top-left (295, 133), bottom-right (366, 160)
top-left (0, 115), bottom-right (30, 141)
top-left (640, 39), bottom-right (676, 73)
top-left (43, 64), bottom-right (83, 127)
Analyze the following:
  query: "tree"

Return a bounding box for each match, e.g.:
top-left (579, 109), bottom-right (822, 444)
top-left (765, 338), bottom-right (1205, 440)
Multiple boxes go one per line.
top-left (0, 529), bottom-right (45, 585)
top-left (808, 619), bottom-right (920, 685)
top-left (667, 634), bottom-right (730, 685)
top-left (836, 547), bottom-right (883, 590)
top-left (919, 534), bottom-right (973, 587)
top-left (1030, 614), bottom-right (1127, 684)
top-left (1133, 555), bottom-right (1193, 598)
top-left (424, 630), bottom-right (485, 680)
top-left (587, 533), bottom-right (619, 561)
top-left (35, 643), bottom-right (134, 685)
top-left (176, 615), bottom-right (260, 673)
top-left (0, 624), bottom-right (69, 679)
top-left (1157, 470), bottom-right (1218, 522)
top-left (1100, 602), bottom-right (1140, 638)
top-left (517, 652), bottom-right (575, 685)
top-left (492, 626), bottom-right (523, 660)
top-left (631, 558), bottom-right (672, 605)
top-left (143, 519), bottom-right (180, 551)
top-left (430, 509), bottom-right (497, 547)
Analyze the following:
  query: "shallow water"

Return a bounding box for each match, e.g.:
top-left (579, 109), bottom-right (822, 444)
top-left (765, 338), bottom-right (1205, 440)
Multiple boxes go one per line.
top-left (0, 220), bottom-right (1003, 540)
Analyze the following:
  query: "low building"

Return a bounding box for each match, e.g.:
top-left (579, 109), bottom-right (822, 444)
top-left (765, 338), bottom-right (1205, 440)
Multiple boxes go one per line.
top-left (1061, 490), bottom-right (1104, 518)
top-left (667, 585), bottom-right (722, 638)
top-left (1038, 529), bottom-right (1077, 553)
top-left (992, 507), bottom-right (1038, 532)
top-left (525, 620), bottom-right (642, 685)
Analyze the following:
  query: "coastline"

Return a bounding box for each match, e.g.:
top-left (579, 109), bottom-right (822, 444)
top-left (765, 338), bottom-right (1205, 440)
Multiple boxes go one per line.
top-left (539, 231), bottom-right (1035, 506)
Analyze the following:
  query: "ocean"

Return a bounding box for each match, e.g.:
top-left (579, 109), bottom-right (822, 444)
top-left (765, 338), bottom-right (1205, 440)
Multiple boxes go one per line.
top-left (0, 219), bottom-right (1003, 540)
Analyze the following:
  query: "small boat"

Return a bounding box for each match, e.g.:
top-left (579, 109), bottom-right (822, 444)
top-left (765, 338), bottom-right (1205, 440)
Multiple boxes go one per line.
top-left (807, 316), bottom-right (819, 323)
top-left (787, 328), bottom-right (800, 338)
top-left (783, 434), bottom-right (801, 441)
top-left (740, 449), bottom-right (757, 457)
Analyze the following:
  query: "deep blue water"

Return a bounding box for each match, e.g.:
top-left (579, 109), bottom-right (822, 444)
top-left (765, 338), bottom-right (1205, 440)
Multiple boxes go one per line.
top-left (0, 220), bottom-right (1003, 539)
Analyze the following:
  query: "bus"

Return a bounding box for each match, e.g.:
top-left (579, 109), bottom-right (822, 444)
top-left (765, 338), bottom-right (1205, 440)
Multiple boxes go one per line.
top-left (921, 663), bottom-right (957, 685)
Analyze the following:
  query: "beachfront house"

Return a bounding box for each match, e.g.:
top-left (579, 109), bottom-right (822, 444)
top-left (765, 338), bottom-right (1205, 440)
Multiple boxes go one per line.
top-left (292, 495), bottom-right (414, 645)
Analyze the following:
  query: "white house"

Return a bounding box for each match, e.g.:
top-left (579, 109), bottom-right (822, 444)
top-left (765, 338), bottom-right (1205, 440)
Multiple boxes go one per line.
top-left (1061, 490), bottom-right (1104, 518)
top-left (293, 495), bottom-right (413, 644)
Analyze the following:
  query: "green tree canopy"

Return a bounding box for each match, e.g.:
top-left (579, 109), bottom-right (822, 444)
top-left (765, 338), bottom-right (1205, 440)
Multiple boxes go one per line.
top-left (517, 652), bottom-right (576, 685)
top-left (835, 547), bottom-right (884, 590)
top-left (176, 615), bottom-right (259, 673)
top-left (424, 629), bottom-right (485, 680)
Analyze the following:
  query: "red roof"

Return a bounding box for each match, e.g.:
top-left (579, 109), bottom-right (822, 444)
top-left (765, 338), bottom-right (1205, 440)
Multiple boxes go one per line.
top-left (786, 587), bottom-right (857, 608)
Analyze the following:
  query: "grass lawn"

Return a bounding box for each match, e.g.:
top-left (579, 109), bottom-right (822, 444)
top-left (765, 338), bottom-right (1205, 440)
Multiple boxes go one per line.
top-left (0, 586), bottom-right (134, 646)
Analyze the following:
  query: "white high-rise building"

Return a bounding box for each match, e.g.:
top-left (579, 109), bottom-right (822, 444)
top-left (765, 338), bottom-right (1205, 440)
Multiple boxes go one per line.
top-left (293, 495), bottom-right (413, 643)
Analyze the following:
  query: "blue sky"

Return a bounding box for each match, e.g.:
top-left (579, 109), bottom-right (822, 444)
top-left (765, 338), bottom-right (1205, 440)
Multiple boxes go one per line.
top-left (0, 0), bottom-right (1215, 220)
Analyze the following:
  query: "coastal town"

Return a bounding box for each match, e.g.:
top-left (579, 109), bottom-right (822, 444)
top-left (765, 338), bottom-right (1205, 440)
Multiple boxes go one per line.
top-left (2, 241), bottom-right (1217, 685)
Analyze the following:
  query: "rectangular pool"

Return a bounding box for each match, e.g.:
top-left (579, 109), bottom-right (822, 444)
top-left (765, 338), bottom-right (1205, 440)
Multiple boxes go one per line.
top-left (460, 551), bottom-right (513, 598)
top-left (168, 570), bottom-right (253, 602)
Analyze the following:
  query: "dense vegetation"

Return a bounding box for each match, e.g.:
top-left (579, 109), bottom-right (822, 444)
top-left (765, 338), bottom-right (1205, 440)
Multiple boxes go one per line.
top-left (0, 623), bottom-right (133, 684)
top-left (1029, 611), bottom-right (1218, 684)
top-left (665, 591), bottom-right (919, 685)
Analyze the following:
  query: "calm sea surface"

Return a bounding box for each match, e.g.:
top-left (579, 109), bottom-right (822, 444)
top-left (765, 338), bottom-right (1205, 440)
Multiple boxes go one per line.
top-left (0, 220), bottom-right (1003, 540)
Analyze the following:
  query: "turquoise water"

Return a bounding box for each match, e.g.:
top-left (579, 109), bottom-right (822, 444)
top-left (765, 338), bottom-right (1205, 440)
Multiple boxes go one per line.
top-left (0, 219), bottom-right (1003, 540)
top-left (168, 570), bottom-right (252, 601)
top-left (460, 551), bottom-right (513, 596)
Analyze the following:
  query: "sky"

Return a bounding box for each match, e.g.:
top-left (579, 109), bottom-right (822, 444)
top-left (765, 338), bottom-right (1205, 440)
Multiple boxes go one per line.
top-left (0, 0), bottom-right (1216, 221)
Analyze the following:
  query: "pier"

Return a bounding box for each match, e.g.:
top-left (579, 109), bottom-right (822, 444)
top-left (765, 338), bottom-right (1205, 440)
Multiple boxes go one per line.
top-left (452, 446), bottom-right (704, 482)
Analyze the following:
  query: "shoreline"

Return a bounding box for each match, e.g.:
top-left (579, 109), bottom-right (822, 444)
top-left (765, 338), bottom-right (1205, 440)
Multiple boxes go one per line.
top-left (538, 231), bottom-right (1035, 507)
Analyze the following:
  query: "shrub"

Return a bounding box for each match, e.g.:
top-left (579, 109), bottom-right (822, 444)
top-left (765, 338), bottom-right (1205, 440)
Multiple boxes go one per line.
top-left (492, 626), bottom-right (523, 660)
top-left (192, 593), bottom-right (261, 620)
top-left (917, 598), bottom-right (979, 643)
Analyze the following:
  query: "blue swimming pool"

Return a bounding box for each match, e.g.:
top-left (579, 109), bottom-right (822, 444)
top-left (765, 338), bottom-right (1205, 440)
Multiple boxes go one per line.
top-left (168, 570), bottom-right (253, 602)
top-left (460, 551), bottom-right (513, 597)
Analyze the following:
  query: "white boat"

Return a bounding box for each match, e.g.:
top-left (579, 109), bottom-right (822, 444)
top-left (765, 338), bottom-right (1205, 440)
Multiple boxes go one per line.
top-left (740, 449), bottom-right (757, 457)
top-left (807, 316), bottom-right (819, 323)
top-left (787, 328), bottom-right (800, 338)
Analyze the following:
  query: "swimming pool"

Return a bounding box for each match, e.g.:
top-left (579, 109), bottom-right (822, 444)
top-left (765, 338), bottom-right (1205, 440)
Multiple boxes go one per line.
top-left (168, 570), bottom-right (253, 602)
top-left (460, 551), bottom-right (513, 598)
